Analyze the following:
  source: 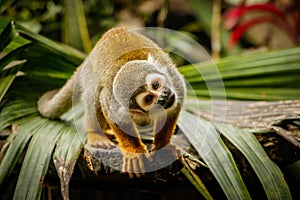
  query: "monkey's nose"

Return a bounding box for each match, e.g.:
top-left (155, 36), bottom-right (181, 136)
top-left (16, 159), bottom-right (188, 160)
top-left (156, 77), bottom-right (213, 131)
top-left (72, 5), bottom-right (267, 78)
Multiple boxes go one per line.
top-left (157, 88), bottom-right (175, 109)
top-left (161, 88), bottom-right (171, 97)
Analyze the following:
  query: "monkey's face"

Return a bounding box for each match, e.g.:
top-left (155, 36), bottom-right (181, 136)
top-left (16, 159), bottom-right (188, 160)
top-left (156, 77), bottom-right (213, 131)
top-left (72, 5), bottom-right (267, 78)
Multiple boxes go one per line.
top-left (129, 73), bottom-right (176, 115)
top-left (112, 57), bottom-right (185, 125)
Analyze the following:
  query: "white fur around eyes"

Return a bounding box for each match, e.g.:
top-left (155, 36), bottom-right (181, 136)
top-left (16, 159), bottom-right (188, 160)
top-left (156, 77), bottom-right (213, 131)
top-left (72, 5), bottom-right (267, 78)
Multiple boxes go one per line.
top-left (145, 73), bottom-right (166, 85)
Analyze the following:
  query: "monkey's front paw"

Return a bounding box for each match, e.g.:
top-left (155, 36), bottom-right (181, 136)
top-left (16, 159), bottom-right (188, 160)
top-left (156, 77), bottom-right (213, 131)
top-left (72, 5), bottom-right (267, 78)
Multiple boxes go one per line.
top-left (122, 151), bottom-right (149, 178)
top-left (164, 144), bottom-right (181, 158)
top-left (87, 132), bottom-right (116, 149)
top-left (150, 143), bottom-right (181, 161)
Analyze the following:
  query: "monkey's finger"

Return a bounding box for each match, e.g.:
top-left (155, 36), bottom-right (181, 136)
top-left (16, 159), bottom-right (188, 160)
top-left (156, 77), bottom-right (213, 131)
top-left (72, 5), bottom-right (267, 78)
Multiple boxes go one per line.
top-left (122, 158), bottom-right (134, 178)
top-left (137, 156), bottom-right (146, 176)
top-left (148, 151), bottom-right (155, 162)
top-left (128, 159), bottom-right (136, 179)
top-left (127, 158), bottom-right (134, 178)
top-left (122, 157), bottom-right (131, 174)
top-left (132, 158), bottom-right (142, 178)
top-left (144, 152), bottom-right (151, 161)
top-left (128, 171), bottom-right (135, 179)
top-left (176, 148), bottom-right (182, 159)
top-left (122, 157), bottom-right (127, 172)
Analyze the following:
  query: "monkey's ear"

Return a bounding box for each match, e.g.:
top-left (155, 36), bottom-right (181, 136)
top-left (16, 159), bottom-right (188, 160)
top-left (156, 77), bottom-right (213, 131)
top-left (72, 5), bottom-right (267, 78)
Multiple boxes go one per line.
top-left (147, 54), bottom-right (159, 65)
top-left (148, 54), bottom-right (169, 75)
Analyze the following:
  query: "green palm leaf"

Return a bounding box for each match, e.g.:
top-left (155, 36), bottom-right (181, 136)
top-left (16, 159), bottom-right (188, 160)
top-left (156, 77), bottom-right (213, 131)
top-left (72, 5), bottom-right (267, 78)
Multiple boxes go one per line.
top-left (63, 0), bottom-right (92, 53)
top-left (215, 124), bottom-right (291, 199)
top-left (0, 18), bottom-right (84, 199)
top-left (13, 117), bottom-right (63, 200)
top-left (178, 110), bottom-right (252, 199)
top-left (53, 104), bottom-right (86, 200)
top-left (179, 47), bottom-right (300, 100)
top-left (0, 16), bottom-right (298, 200)
top-left (0, 62), bottom-right (24, 102)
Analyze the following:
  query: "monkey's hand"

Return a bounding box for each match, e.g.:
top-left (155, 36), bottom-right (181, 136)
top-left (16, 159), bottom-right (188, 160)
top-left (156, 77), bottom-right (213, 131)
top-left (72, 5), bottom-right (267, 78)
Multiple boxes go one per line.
top-left (87, 132), bottom-right (116, 149)
top-left (150, 143), bottom-right (181, 161)
top-left (121, 147), bottom-right (149, 178)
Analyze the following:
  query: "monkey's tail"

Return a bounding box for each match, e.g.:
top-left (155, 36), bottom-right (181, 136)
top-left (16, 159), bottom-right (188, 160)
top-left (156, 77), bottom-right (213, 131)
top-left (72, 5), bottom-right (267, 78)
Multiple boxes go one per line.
top-left (37, 72), bottom-right (78, 119)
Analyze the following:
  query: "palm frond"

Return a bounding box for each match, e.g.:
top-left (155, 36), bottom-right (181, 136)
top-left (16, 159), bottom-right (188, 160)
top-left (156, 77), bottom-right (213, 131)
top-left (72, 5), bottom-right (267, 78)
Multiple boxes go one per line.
top-left (13, 117), bottom-right (64, 200)
top-left (179, 110), bottom-right (252, 199)
top-left (181, 161), bottom-right (213, 200)
top-left (63, 0), bottom-right (92, 53)
top-left (0, 17), bottom-right (298, 200)
top-left (179, 47), bottom-right (300, 100)
top-left (0, 19), bottom-right (85, 200)
top-left (216, 124), bottom-right (291, 199)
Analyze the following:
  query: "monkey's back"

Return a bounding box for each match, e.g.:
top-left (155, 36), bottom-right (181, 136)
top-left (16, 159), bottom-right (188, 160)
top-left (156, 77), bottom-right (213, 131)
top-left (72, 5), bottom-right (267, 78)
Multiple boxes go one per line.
top-left (94, 28), bottom-right (172, 75)
top-left (95, 27), bottom-right (172, 66)
top-left (82, 27), bottom-right (174, 93)
top-left (78, 27), bottom-right (179, 121)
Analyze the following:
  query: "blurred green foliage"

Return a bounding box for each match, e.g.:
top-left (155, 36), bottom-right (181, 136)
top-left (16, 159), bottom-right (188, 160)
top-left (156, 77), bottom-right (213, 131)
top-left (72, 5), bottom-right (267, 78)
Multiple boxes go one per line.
top-left (1, 0), bottom-right (115, 45)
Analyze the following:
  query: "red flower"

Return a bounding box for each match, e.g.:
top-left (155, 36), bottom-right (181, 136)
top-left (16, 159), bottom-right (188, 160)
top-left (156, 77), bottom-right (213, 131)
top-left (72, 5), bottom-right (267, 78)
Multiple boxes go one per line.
top-left (224, 3), bottom-right (300, 48)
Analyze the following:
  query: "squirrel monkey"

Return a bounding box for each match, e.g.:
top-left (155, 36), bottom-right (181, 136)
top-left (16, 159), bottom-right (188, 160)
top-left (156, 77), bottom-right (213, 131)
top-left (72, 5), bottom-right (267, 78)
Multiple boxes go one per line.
top-left (38, 27), bottom-right (186, 178)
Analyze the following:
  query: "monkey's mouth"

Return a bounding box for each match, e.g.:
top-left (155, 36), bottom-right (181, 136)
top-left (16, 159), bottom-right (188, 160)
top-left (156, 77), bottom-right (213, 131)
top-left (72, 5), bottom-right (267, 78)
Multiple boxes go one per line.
top-left (157, 93), bottom-right (175, 109)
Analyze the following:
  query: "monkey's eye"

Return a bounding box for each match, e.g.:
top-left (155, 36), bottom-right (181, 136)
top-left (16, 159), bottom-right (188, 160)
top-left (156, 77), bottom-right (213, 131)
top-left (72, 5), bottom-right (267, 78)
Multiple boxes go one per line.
top-left (145, 95), bottom-right (154, 104)
top-left (152, 81), bottom-right (160, 90)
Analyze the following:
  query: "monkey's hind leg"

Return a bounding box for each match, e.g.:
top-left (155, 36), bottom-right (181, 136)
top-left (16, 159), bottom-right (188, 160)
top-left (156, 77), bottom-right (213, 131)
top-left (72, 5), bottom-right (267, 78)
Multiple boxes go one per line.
top-left (85, 102), bottom-right (116, 149)
top-left (87, 132), bottom-right (116, 149)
